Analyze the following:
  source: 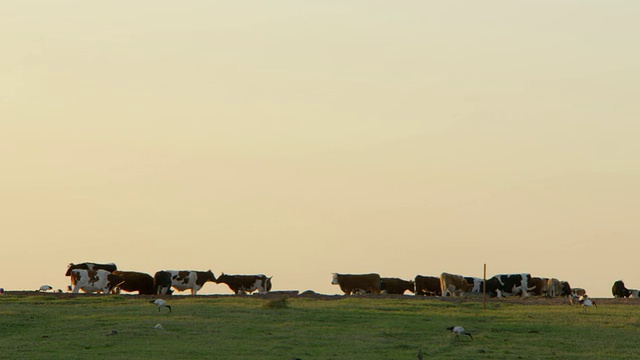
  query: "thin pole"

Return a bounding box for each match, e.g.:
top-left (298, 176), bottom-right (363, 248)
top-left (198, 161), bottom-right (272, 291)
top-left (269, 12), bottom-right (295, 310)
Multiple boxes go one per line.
top-left (483, 263), bottom-right (487, 310)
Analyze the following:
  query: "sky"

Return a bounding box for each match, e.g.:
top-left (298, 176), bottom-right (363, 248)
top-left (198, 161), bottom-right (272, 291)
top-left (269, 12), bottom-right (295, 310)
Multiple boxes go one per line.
top-left (2, 1), bottom-right (639, 298)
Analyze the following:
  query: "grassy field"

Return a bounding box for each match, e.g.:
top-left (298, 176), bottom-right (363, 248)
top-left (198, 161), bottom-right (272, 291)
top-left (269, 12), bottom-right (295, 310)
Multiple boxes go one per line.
top-left (1, 293), bottom-right (639, 359)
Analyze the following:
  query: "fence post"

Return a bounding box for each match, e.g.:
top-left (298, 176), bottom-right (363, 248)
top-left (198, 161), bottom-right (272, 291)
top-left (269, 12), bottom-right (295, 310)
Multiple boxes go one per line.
top-left (483, 263), bottom-right (487, 310)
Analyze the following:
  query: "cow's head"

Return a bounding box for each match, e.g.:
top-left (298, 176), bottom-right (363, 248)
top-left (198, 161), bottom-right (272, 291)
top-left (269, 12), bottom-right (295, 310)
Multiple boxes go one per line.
top-left (331, 273), bottom-right (339, 285)
top-left (215, 272), bottom-right (227, 283)
top-left (65, 263), bottom-right (75, 276)
top-left (204, 270), bottom-right (216, 282)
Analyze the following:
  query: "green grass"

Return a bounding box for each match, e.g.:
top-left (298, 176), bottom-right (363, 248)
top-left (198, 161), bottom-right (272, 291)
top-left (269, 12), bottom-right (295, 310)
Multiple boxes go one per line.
top-left (1, 294), bottom-right (639, 359)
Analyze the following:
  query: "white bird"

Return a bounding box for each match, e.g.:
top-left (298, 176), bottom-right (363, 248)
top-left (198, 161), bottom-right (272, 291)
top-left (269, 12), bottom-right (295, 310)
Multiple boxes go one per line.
top-left (154, 323), bottom-right (164, 330)
top-left (38, 285), bottom-right (53, 292)
top-left (447, 326), bottom-right (473, 341)
top-left (578, 295), bottom-right (597, 311)
top-left (150, 299), bottom-right (172, 312)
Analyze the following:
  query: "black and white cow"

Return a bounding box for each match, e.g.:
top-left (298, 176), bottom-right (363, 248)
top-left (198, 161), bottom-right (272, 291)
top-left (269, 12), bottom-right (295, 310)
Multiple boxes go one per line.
top-left (65, 262), bottom-right (117, 276)
top-left (486, 273), bottom-right (534, 297)
top-left (70, 269), bottom-right (124, 294)
top-left (216, 273), bottom-right (273, 295)
top-left (464, 276), bottom-right (484, 294)
top-left (154, 270), bottom-right (216, 295)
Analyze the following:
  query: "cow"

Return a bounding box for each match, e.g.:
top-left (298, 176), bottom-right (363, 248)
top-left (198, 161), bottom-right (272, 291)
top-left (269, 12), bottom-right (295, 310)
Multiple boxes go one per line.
top-left (331, 273), bottom-right (381, 295)
top-left (154, 270), bottom-right (216, 295)
top-left (112, 271), bottom-right (155, 295)
top-left (464, 277), bottom-right (484, 294)
top-left (70, 269), bottom-right (124, 294)
top-left (154, 271), bottom-right (173, 295)
top-left (486, 273), bottom-right (534, 297)
top-left (612, 280), bottom-right (631, 298)
top-left (216, 273), bottom-right (273, 295)
top-left (440, 272), bottom-right (471, 297)
top-left (529, 277), bottom-right (549, 296)
top-left (630, 289), bottom-right (640, 298)
top-left (414, 275), bottom-right (441, 296)
top-left (560, 281), bottom-right (572, 297)
top-left (546, 278), bottom-right (562, 298)
top-left (65, 262), bottom-right (117, 276)
top-left (380, 277), bottom-right (414, 295)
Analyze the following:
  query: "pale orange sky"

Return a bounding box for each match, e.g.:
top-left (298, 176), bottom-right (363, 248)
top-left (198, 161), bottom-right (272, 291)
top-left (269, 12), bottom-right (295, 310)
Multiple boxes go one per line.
top-left (2, 2), bottom-right (639, 297)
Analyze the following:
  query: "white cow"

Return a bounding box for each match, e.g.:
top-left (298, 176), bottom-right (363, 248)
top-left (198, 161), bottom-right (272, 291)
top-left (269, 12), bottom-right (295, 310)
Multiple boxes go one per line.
top-left (155, 270), bottom-right (216, 295)
top-left (70, 269), bottom-right (124, 294)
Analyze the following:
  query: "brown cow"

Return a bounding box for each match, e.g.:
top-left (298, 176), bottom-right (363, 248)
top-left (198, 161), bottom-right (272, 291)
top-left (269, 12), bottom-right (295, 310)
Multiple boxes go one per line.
top-left (529, 277), bottom-right (549, 296)
top-left (380, 277), bottom-right (414, 295)
top-left (414, 275), bottom-right (441, 296)
top-left (112, 271), bottom-right (155, 295)
top-left (440, 272), bottom-right (471, 297)
top-left (331, 273), bottom-right (381, 295)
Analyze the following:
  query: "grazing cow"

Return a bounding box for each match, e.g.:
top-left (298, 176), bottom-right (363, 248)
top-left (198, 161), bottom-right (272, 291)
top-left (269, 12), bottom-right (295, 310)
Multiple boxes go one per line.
top-left (112, 271), bottom-right (155, 295)
top-left (380, 277), bottom-right (415, 295)
top-left (440, 272), bottom-right (471, 297)
top-left (216, 273), bottom-right (273, 295)
top-left (546, 278), bottom-right (562, 298)
top-left (155, 270), bottom-right (216, 295)
top-left (486, 273), bottom-right (534, 297)
top-left (464, 277), bottom-right (484, 294)
top-left (38, 285), bottom-right (53, 292)
top-left (414, 275), bottom-right (442, 296)
top-left (612, 280), bottom-right (631, 298)
top-left (331, 273), bottom-right (381, 295)
top-left (560, 281), bottom-right (572, 297)
top-left (70, 269), bottom-right (124, 294)
top-left (65, 262), bottom-right (117, 276)
top-left (629, 289), bottom-right (640, 298)
top-left (529, 277), bottom-right (548, 296)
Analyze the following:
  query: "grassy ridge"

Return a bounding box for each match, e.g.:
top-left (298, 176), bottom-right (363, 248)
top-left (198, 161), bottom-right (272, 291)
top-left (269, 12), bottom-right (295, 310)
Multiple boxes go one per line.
top-left (1, 294), bottom-right (639, 359)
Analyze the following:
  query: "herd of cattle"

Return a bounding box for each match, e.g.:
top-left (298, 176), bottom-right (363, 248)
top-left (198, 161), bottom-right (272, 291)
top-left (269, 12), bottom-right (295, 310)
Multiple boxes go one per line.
top-left (62, 262), bottom-right (639, 299)
top-left (334, 273), bottom-right (640, 299)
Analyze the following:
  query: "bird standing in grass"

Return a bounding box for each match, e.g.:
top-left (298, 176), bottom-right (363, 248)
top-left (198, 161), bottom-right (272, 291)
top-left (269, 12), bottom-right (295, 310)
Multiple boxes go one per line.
top-left (447, 326), bottom-right (473, 341)
top-left (150, 299), bottom-right (172, 312)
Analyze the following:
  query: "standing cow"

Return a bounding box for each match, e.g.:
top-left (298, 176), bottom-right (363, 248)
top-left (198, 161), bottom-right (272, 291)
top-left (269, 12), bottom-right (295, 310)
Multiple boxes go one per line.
top-left (70, 269), bottom-right (124, 294)
top-left (414, 275), bottom-right (441, 296)
top-left (440, 272), bottom-right (472, 297)
top-left (154, 270), bottom-right (216, 295)
top-left (486, 273), bottom-right (534, 297)
top-left (380, 277), bottom-right (414, 295)
top-left (65, 262), bottom-right (117, 276)
top-left (216, 273), bottom-right (273, 295)
top-left (332, 273), bottom-right (381, 295)
top-left (112, 271), bottom-right (155, 295)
